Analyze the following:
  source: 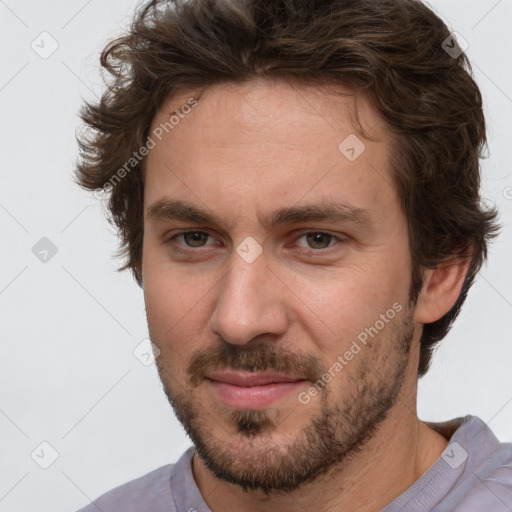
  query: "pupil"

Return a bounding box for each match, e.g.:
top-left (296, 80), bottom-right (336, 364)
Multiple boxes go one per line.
top-left (186, 232), bottom-right (206, 247)
top-left (307, 233), bottom-right (331, 249)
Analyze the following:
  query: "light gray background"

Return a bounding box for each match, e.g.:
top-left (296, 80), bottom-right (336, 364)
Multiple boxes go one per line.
top-left (0, 0), bottom-right (511, 510)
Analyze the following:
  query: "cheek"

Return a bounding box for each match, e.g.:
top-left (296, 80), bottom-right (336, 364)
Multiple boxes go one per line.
top-left (143, 259), bottom-right (216, 368)
top-left (142, 241), bottom-right (199, 326)
top-left (143, 268), bottom-right (178, 331)
top-left (144, 281), bottom-right (193, 381)
top-left (284, 261), bottom-right (407, 354)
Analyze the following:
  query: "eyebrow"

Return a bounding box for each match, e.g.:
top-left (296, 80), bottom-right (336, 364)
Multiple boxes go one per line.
top-left (146, 198), bottom-right (374, 231)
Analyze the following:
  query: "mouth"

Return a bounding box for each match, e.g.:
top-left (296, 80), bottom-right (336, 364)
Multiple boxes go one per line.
top-left (205, 371), bottom-right (308, 409)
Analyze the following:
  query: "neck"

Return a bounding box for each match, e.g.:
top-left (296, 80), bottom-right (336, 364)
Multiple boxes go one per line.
top-left (192, 370), bottom-right (448, 512)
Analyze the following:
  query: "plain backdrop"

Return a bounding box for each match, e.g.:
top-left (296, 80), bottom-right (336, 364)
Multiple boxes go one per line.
top-left (0, 0), bottom-right (511, 510)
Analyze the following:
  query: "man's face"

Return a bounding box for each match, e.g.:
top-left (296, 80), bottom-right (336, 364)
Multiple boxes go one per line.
top-left (142, 80), bottom-right (420, 492)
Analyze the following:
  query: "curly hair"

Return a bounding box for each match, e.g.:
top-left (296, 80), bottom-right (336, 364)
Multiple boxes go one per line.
top-left (75, 0), bottom-right (500, 377)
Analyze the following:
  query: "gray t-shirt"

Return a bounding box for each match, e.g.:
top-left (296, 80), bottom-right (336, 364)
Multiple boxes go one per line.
top-left (76, 415), bottom-right (512, 511)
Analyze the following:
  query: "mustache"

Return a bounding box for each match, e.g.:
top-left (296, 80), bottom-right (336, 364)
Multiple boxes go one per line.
top-left (187, 342), bottom-right (325, 387)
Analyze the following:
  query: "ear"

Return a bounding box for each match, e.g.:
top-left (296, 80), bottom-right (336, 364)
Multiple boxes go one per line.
top-left (413, 255), bottom-right (471, 324)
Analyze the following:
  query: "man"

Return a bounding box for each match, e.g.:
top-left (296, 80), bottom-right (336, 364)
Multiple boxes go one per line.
top-left (74, 0), bottom-right (511, 510)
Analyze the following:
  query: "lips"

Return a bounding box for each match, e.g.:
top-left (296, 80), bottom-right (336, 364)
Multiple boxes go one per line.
top-left (205, 371), bottom-right (307, 409)
top-left (207, 371), bottom-right (304, 386)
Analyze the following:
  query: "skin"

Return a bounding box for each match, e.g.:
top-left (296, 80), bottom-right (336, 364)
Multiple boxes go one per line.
top-left (141, 79), bottom-right (470, 512)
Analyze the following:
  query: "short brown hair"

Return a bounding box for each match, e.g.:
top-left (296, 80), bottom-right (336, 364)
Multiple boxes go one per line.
top-left (75, 0), bottom-right (500, 376)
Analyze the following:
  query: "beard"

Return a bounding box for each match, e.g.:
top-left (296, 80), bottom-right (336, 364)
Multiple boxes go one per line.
top-left (153, 304), bottom-right (415, 494)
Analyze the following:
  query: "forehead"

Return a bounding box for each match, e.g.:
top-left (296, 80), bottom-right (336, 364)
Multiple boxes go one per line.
top-left (150, 79), bottom-right (388, 146)
top-left (144, 80), bottom-right (398, 230)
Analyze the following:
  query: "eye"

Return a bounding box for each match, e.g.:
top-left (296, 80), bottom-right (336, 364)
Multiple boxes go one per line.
top-left (295, 232), bottom-right (341, 250)
top-left (169, 231), bottom-right (215, 248)
top-left (166, 230), bottom-right (345, 255)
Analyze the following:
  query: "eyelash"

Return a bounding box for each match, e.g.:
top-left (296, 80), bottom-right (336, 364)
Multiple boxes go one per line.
top-left (165, 230), bottom-right (346, 255)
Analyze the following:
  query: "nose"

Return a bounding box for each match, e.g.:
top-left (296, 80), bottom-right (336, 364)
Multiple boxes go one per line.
top-left (208, 248), bottom-right (288, 346)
